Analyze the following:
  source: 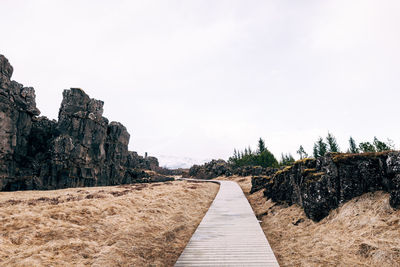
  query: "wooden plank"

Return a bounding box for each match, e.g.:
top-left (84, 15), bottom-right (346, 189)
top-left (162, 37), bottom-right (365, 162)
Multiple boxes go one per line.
top-left (175, 180), bottom-right (279, 267)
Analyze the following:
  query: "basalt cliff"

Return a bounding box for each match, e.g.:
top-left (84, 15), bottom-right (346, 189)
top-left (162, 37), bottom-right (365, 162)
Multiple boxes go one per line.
top-left (0, 54), bottom-right (169, 191)
top-left (250, 152), bottom-right (400, 221)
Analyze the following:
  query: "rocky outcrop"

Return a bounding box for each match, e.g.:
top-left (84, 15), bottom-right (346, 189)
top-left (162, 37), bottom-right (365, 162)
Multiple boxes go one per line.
top-left (233, 166), bottom-right (278, 178)
top-left (251, 152), bottom-right (400, 221)
top-left (0, 54), bottom-right (170, 191)
top-left (0, 55), bottom-right (40, 190)
top-left (251, 175), bottom-right (272, 194)
top-left (189, 159), bottom-right (232, 179)
top-left (189, 159), bottom-right (278, 180)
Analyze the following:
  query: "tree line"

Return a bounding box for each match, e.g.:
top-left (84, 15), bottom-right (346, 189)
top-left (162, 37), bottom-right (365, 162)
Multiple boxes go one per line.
top-left (310, 133), bottom-right (394, 158)
top-left (228, 138), bottom-right (279, 168)
top-left (229, 134), bottom-right (395, 169)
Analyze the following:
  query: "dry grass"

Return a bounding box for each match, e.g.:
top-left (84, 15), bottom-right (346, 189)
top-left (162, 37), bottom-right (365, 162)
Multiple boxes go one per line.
top-left (217, 176), bottom-right (400, 267)
top-left (0, 181), bottom-right (219, 267)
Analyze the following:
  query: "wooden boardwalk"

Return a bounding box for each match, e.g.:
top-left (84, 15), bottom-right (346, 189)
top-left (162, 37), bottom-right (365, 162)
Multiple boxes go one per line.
top-left (175, 180), bottom-right (279, 267)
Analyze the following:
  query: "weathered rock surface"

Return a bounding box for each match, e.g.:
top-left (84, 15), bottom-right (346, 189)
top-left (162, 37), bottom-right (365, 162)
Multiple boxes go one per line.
top-left (233, 165), bottom-right (279, 178)
top-left (251, 152), bottom-right (400, 221)
top-left (189, 159), bottom-right (278, 180)
top-left (0, 55), bottom-right (40, 190)
top-left (0, 54), bottom-right (171, 191)
top-left (189, 159), bottom-right (232, 179)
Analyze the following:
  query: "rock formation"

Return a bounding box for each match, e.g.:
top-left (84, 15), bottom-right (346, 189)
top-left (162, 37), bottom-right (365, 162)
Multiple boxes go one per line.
top-left (233, 165), bottom-right (279, 178)
top-left (0, 54), bottom-right (171, 191)
top-left (250, 152), bottom-right (400, 221)
top-left (189, 159), bottom-right (278, 180)
top-left (189, 160), bottom-right (232, 179)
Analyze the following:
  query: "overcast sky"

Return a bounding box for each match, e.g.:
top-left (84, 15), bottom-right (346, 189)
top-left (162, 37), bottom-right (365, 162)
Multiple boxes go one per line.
top-left (2, 0), bottom-right (400, 167)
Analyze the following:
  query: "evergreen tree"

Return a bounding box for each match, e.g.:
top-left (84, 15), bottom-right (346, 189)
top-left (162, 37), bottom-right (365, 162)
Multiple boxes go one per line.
top-left (348, 136), bottom-right (359, 153)
top-left (280, 153), bottom-right (286, 165)
top-left (228, 149), bottom-right (239, 165)
top-left (359, 142), bottom-right (376, 153)
top-left (297, 145), bottom-right (308, 159)
top-left (280, 153), bottom-right (295, 166)
top-left (257, 138), bottom-right (266, 153)
top-left (318, 137), bottom-right (328, 156)
top-left (258, 149), bottom-right (279, 168)
top-left (313, 143), bottom-right (319, 158)
top-left (228, 138), bottom-right (278, 168)
top-left (326, 132), bottom-right (340, 152)
top-left (313, 137), bottom-right (328, 158)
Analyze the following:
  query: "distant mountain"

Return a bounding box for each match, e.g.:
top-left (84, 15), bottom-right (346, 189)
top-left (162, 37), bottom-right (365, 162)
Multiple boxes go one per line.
top-left (156, 155), bottom-right (211, 169)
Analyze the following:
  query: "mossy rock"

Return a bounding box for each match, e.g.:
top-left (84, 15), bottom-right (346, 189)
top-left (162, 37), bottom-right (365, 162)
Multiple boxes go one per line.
top-left (332, 151), bottom-right (393, 163)
top-left (301, 168), bottom-right (316, 176)
top-left (304, 172), bottom-right (325, 184)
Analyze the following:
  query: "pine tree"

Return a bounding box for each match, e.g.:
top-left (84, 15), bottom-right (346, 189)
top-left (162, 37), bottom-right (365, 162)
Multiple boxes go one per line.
top-left (313, 143), bottom-right (319, 158)
top-left (228, 138), bottom-right (278, 168)
top-left (280, 153), bottom-right (295, 166)
top-left (257, 138), bottom-right (266, 154)
top-left (258, 149), bottom-right (278, 168)
top-left (280, 153), bottom-right (286, 165)
top-left (348, 137), bottom-right (359, 153)
top-left (318, 137), bottom-right (328, 156)
top-left (359, 142), bottom-right (375, 153)
top-left (326, 132), bottom-right (340, 152)
top-left (313, 137), bottom-right (328, 158)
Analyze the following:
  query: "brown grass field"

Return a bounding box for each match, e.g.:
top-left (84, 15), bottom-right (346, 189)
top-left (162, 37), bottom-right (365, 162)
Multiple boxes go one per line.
top-left (217, 176), bottom-right (400, 267)
top-left (0, 180), bottom-right (219, 267)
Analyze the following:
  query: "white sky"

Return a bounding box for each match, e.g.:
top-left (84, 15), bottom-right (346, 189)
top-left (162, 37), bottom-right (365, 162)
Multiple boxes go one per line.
top-left (1, 0), bottom-right (400, 167)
